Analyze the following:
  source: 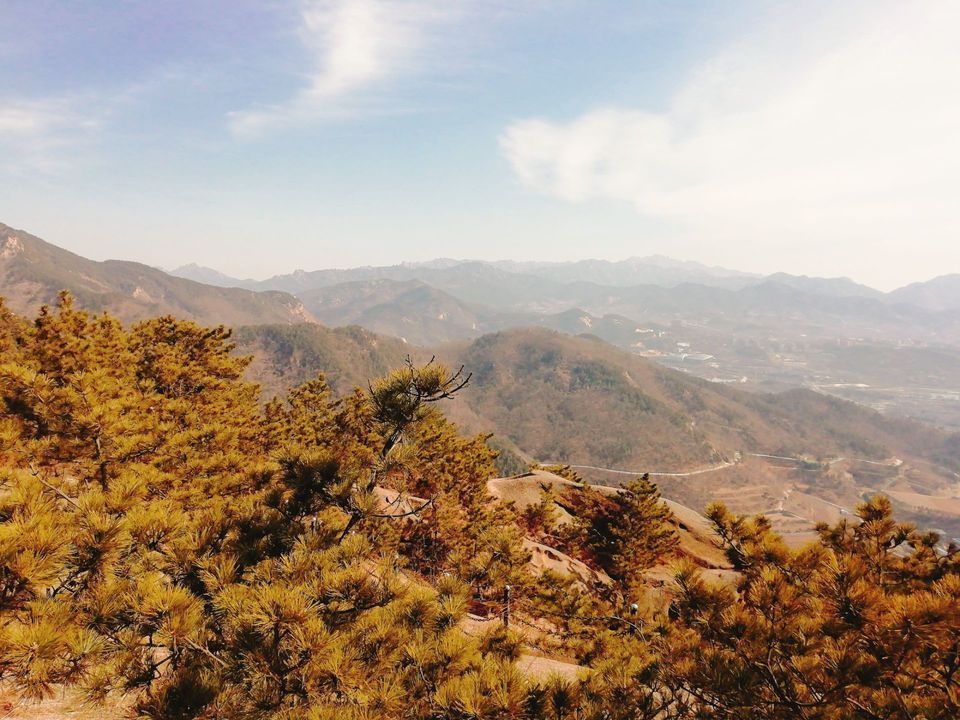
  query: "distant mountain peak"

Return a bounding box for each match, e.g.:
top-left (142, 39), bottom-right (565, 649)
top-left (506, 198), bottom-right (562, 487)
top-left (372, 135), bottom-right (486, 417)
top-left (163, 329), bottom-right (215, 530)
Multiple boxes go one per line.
top-left (400, 258), bottom-right (464, 270)
top-left (889, 273), bottom-right (960, 312)
top-left (626, 254), bottom-right (756, 277)
top-left (169, 263), bottom-right (245, 288)
top-left (761, 272), bottom-right (883, 299)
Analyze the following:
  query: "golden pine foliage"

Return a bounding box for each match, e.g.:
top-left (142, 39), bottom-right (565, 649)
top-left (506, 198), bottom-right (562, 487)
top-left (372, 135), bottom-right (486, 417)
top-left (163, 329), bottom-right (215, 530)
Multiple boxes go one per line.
top-left (1, 294), bottom-right (958, 720)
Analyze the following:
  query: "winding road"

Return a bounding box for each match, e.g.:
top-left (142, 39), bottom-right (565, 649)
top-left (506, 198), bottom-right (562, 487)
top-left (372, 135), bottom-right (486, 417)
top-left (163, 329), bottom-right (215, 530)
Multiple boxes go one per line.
top-left (542, 460), bottom-right (735, 478)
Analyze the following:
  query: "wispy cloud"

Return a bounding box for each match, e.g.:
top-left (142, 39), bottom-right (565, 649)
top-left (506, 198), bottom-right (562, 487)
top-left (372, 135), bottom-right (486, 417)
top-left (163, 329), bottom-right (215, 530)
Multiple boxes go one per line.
top-left (228, 0), bottom-right (460, 138)
top-left (500, 2), bottom-right (960, 285)
top-left (0, 97), bottom-right (100, 174)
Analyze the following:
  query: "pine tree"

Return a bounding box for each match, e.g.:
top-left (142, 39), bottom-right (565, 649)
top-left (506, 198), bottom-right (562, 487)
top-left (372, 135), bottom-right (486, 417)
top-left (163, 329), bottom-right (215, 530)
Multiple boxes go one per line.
top-left (664, 498), bottom-right (960, 719)
top-left (555, 474), bottom-right (678, 589)
top-left (0, 299), bottom-right (541, 718)
top-left (608, 475), bottom-right (678, 589)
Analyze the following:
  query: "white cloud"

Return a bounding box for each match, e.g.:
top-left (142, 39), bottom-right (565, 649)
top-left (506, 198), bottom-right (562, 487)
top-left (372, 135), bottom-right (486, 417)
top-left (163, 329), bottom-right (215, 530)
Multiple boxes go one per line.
top-left (0, 98), bottom-right (99, 174)
top-left (501, 2), bottom-right (960, 287)
top-left (0, 99), bottom-right (95, 137)
top-left (228, 0), bottom-right (459, 137)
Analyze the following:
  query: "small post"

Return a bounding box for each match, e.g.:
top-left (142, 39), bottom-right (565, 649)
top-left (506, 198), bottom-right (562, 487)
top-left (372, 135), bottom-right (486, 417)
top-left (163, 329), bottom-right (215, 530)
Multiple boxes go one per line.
top-left (503, 585), bottom-right (511, 628)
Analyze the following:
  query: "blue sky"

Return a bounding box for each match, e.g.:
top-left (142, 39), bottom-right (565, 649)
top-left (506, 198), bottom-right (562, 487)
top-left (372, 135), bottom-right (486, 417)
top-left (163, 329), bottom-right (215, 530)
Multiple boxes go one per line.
top-left (1, 0), bottom-right (958, 289)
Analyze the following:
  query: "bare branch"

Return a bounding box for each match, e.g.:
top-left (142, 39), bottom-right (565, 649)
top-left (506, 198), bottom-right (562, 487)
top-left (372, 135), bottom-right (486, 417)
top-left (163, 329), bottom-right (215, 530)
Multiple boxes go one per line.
top-left (29, 464), bottom-right (80, 509)
top-left (369, 497), bottom-right (435, 519)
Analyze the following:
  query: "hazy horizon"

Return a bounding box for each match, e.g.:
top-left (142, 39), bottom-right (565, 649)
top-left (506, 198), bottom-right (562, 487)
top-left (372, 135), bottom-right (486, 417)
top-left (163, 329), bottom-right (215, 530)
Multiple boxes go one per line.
top-left (3, 0), bottom-right (959, 291)
top-left (3, 218), bottom-right (955, 293)
top-left (159, 254), bottom-right (943, 292)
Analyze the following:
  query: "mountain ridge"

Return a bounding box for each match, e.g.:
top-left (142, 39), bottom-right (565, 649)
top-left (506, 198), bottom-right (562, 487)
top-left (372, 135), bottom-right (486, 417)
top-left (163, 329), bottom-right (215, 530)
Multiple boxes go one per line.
top-left (0, 223), bottom-right (315, 327)
top-left (171, 256), bottom-right (954, 300)
top-left (889, 273), bottom-right (960, 312)
top-left (6, 222), bottom-right (960, 432)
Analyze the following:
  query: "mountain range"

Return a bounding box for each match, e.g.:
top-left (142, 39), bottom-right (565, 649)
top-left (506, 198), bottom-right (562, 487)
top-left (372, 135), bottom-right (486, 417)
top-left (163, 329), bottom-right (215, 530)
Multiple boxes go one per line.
top-left (168, 252), bottom-right (960, 350)
top-left (4, 220), bottom-right (960, 540)
top-left (172, 254), bottom-right (960, 310)
top-left (7, 222), bottom-right (960, 421)
top-left (170, 244), bottom-right (960, 432)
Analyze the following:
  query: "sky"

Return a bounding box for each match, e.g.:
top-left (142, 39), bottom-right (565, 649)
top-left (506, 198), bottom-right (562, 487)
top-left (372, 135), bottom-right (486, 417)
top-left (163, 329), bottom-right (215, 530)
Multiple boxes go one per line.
top-left (1, 0), bottom-right (958, 290)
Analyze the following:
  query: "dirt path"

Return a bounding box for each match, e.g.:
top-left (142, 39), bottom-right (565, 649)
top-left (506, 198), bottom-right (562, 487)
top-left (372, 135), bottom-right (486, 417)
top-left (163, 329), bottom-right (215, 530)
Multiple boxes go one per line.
top-left (516, 654), bottom-right (582, 680)
top-left (0, 687), bottom-right (132, 720)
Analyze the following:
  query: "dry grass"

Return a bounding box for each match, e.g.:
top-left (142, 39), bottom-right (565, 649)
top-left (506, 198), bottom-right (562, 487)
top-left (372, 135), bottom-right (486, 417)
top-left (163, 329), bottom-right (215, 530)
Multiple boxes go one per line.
top-left (523, 538), bottom-right (612, 586)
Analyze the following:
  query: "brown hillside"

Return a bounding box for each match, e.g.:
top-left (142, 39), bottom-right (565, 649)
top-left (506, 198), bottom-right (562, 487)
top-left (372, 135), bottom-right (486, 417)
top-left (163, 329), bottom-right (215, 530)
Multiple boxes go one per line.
top-left (235, 322), bottom-right (960, 536)
top-left (439, 328), bottom-right (960, 477)
top-left (0, 223), bottom-right (313, 327)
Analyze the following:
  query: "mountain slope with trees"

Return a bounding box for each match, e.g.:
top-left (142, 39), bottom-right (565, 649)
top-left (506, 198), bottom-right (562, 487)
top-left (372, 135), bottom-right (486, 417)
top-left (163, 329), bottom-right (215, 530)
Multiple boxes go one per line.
top-left (446, 329), bottom-right (960, 472)
top-left (235, 324), bottom-right (960, 479)
top-left (6, 223), bottom-right (960, 431)
top-left (233, 322), bottom-right (412, 399)
top-left (298, 279), bottom-right (502, 344)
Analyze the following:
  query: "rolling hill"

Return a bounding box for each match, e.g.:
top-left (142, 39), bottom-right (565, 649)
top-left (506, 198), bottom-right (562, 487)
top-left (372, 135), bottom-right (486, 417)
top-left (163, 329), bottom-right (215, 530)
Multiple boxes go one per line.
top-left (763, 272), bottom-right (885, 299)
top-left (169, 262), bottom-right (247, 288)
top-left (488, 255), bottom-right (758, 288)
top-left (889, 274), bottom-right (960, 312)
top-left (249, 264), bottom-right (958, 430)
top-left (234, 257), bottom-right (959, 344)
top-left (0, 223), bottom-right (313, 327)
top-left (437, 328), bottom-right (960, 473)
top-left (233, 322), bottom-right (412, 400)
top-left (296, 279), bottom-right (663, 347)
top-left (244, 255), bottom-right (757, 297)
top-left (245, 260), bottom-right (573, 311)
top-left (298, 278), bottom-right (502, 344)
